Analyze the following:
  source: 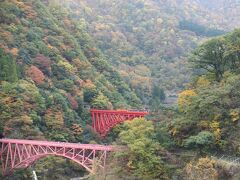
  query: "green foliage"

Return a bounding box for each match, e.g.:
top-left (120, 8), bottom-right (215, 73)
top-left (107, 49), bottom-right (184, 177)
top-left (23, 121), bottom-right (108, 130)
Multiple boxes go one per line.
top-left (0, 1), bottom-right (23, 24)
top-left (83, 88), bottom-right (98, 104)
top-left (152, 85), bottom-right (166, 101)
top-left (0, 48), bottom-right (18, 82)
top-left (63, 50), bottom-right (78, 61)
top-left (171, 30), bottom-right (240, 155)
top-left (18, 48), bottom-right (31, 64)
top-left (91, 93), bottom-right (110, 109)
top-left (34, 156), bottom-right (85, 180)
top-left (155, 122), bottom-right (176, 149)
top-left (115, 118), bottom-right (169, 179)
top-left (1, 0), bottom-right (239, 179)
top-left (55, 79), bottom-right (75, 92)
top-left (184, 131), bottom-right (215, 152)
top-left (61, 0), bottom-right (233, 96)
top-left (4, 115), bottom-right (43, 139)
top-left (190, 29), bottom-right (240, 81)
top-left (179, 20), bottom-right (225, 37)
top-left (150, 85), bottom-right (166, 110)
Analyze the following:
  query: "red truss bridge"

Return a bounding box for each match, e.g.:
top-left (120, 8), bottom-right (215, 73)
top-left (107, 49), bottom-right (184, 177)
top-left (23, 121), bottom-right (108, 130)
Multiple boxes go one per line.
top-left (90, 109), bottom-right (149, 137)
top-left (0, 139), bottom-right (115, 176)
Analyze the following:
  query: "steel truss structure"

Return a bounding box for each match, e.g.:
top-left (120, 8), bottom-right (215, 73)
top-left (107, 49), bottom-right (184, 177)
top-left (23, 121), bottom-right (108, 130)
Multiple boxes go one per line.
top-left (90, 109), bottom-right (149, 137)
top-left (0, 139), bottom-right (114, 176)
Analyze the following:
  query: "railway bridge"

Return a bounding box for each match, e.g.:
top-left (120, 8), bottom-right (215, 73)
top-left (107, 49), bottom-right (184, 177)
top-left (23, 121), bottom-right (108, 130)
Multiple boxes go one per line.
top-left (0, 139), bottom-right (115, 176)
top-left (0, 109), bottom-right (148, 176)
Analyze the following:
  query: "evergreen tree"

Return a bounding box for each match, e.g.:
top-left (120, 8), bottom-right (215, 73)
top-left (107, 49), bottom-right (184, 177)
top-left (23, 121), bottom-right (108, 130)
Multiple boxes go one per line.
top-left (0, 48), bottom-right (18, 82)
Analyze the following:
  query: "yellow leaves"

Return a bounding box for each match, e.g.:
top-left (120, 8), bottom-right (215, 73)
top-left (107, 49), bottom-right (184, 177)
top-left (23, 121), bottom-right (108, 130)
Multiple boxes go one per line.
top-left (198, 120), bottom-right (221, 144)
top-left (57, 60), bottom-right (76, 74)
top-left (185, 157), bottom-right (218, 180)
top-left (210, 121), bottom-right (220, 129)
top-left (178, 89), bottom-right (197, 112)
top-left (169, 127), bottom-right (178, 137)
top-left (230, 109), bottom-right (240, 122)
top-left (196, 76), bottom-right (210, 88)
top-left (12, 0), bottom-right (24, 8)
top-left (71, 124), bottom-right (83, 136)
top-left (44, 109), bottom-right (64, 129)
top-left (2, 96), bottom-right (15, 104)
top-left (47, 44), bottom-right (54, 49)
top-left (58, 60), bottom-right (73, 70)
top-left (199, 120), bottom-right (209, 129)
top-left (127, 160), bottom-right (135, 170)
top-left (210, 121), bottom-right (221, 143)
top-left (9, 23), bottom-right (18, 33)
top-left (20, 115), bottom-right (33, 125)
top-left (123, 118), bottom-right (154, 139)
top-left (196, 157), bottom-right (216, 169)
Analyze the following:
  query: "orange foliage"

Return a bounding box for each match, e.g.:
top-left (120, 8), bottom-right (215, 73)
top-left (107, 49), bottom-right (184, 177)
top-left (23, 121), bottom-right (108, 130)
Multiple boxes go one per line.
top-left (10, 48), bottom-right (19, 57)
top-left (26, 65), bottom-right (45, 85)
top-left (15, 1), bottom-right (37, 19)
top-left (73, 58), bottom-right (91, 70)
top-left (0, 29), bottom-right (13, 44)
top-left (47, 44), bottom-right (54, 49)
top-left (82, 79), bottom-right (95, 89)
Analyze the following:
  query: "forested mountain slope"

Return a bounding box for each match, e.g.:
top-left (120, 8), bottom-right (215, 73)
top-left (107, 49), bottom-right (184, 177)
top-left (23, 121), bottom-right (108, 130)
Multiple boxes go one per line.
top-left (57, 0), bottom-right (237, 105)
top-left (0, 0), bottom-right (238, 140)
top-left (0, 1), bottom-right (142, 177)
top-left (0, 0), bottom-right (240, 179)
top-left (0, 0), bottom-right (141, 141)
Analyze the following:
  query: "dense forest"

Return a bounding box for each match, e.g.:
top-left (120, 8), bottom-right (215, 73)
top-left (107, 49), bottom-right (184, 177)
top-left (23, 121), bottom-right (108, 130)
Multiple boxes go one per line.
top-left (0, 0), bottom-right (240, 179)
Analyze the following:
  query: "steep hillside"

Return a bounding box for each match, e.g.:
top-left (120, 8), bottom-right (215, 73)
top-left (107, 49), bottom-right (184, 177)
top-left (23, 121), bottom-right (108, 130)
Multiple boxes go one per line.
top-left (1, 0), bottom-right (240, 179)
top-left (0, 0), bottom-right (141, 142)
top-left (0, 1), bottom-right (143, 177)
top-left (58, 0), bottom-right (231, 105)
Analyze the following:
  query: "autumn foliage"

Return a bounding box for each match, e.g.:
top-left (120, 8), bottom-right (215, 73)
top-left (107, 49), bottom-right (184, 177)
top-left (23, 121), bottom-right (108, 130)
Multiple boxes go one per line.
top-left (26, 65), bottom-right (45, 85)
top-left (34, 54), bottom-right (52, 75)
top-left (44, 108), bottom-right (64, 129)
top-left (67, 93), bottom-right (78, 110)
top-left (178, 90), bottom-right (197, 112)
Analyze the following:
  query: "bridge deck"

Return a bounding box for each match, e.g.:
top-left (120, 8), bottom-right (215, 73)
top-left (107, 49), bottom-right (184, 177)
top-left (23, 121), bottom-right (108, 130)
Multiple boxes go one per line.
top-left (0, 139), bottom-right (114, 151)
